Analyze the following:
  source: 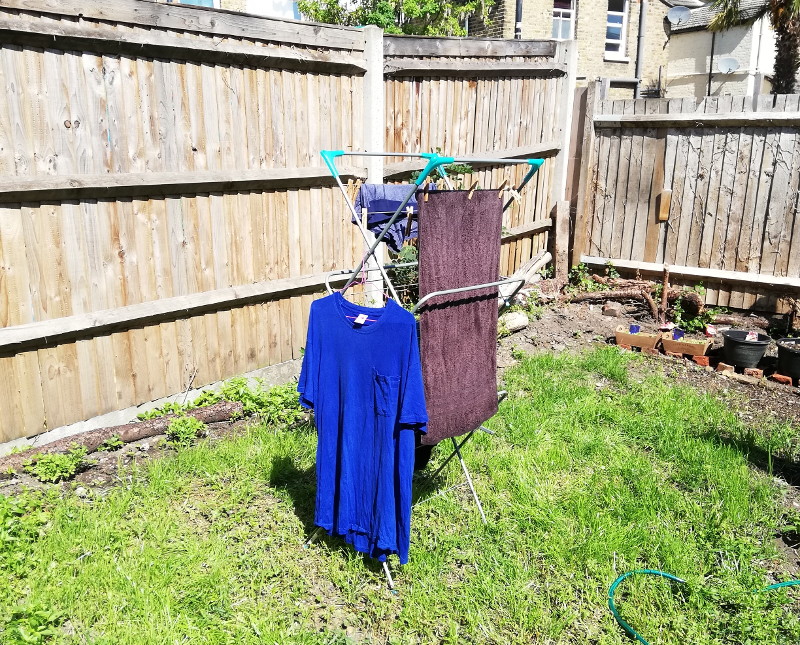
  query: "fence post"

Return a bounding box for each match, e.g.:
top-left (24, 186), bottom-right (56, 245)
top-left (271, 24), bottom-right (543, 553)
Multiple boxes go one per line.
top-left (550, 40), bottom-right (578, 205)
top-left (362, 25), bottom-right (384, 304)
top-left (571, 79), bottom-right (599, 267)
top-left (552, 200), bottom-right (571, 283)
top-left (548, 41), bottom-right (577, 283)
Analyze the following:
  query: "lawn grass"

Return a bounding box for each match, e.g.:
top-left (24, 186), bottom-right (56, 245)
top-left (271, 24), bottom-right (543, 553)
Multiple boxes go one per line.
top-left (2, 346), bottom-right (800, 644)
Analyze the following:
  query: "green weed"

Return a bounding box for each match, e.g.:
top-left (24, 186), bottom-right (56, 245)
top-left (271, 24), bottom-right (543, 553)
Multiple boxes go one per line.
top-left (23, 446), bottom-right (88, 483)
top-left (165, 416), bottom-right (206, 449)
top-left (97, 435), bottom-right (125, 452)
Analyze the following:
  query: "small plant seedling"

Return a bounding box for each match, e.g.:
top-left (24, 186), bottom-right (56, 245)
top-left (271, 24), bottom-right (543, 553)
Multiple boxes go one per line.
top-left (97, 435), bottom-right (125, 452)
top-left (165, 415), bottom-right (206, 448)
top-left (23, 446), bottom-right (88, 483)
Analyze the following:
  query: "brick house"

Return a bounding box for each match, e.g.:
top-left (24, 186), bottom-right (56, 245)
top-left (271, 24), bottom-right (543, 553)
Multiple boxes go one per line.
top-left (469, 0), bottom-right (703, 97)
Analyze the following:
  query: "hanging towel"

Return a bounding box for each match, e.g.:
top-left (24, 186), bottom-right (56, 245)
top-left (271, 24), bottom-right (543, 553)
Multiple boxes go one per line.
top-left (353, 184), bottom-right (419, 252)
top-left (417, 190), bottom-right (503, 446)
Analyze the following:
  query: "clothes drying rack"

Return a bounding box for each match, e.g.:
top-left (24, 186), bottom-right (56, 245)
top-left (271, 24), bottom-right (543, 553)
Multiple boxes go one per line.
top-left (305, 150), bottom-right (544, 590)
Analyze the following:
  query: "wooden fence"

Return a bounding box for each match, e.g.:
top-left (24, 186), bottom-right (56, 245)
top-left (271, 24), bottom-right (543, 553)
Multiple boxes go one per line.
top-left (383, 35), bottom-right (575, 277)
top-left (0, 1), bottom-right (573, 442)
top-left (574, 85), bottom-right (800, 313)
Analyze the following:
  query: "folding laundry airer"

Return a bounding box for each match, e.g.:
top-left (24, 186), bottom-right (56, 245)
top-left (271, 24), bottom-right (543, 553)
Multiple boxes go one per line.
top-left (310, 150), bottom-right (545, 589)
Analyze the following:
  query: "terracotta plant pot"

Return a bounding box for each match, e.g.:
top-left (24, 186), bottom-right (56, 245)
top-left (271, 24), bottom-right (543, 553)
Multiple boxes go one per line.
top-left (660, 333), bottom-right (712, 357)
top-left (615, 326), bottom-right (660, 351)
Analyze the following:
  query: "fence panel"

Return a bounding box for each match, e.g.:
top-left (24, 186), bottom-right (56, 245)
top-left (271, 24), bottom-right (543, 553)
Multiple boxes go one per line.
top-left (0, 0), bottom-right (368, 441)
top-left (383, 36), bottom-right (573, 276)
top-left (575, 85), bottom-right (800, 313)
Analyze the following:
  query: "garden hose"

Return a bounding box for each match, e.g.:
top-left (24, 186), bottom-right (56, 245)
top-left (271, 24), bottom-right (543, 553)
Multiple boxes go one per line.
top-left (608, 569), bottom-right (800, 645)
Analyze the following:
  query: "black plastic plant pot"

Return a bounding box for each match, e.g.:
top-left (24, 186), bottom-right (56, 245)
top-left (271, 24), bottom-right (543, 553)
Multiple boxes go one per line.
top-left (722, 330), bottom-right (770, 368)
top-left (777, 338), bottom-right (800, 379)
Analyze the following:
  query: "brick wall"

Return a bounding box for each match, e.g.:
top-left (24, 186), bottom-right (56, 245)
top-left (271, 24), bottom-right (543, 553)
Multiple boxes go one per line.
top-left (469, 0), bottom-right (515, 38)
top-left (470, 0), bottom-right (674, 97)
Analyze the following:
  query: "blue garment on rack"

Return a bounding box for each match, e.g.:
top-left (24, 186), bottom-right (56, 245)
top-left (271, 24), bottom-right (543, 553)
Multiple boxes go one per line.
top-left (353, 184), bottom-right (419, 252)
top-left (298, 292), bottom-right (428, 564)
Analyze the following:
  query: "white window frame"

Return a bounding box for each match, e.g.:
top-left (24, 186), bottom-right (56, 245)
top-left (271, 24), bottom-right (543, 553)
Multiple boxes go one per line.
top-left (552, 1), bottom-right (575, 41)
top-left (604, 0), bottom-right (629, 61)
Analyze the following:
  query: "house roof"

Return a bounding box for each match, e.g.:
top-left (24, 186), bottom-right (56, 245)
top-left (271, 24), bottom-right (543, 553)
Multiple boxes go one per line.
top-left (670, 0), bottom-right (767, 33)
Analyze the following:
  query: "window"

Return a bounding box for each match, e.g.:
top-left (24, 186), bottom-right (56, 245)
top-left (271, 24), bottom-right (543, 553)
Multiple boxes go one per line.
top-left (605, 0), bottom-right (628, 59)
top-left (552, 0), bottom-right (575, 41)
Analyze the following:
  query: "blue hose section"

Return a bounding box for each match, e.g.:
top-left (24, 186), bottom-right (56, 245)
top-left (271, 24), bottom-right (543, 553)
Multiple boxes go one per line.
top-left (608, 570), bottom-right (800, 645)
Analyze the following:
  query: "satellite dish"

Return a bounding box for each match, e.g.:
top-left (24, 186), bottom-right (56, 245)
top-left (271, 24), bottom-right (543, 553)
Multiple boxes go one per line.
top-left (717, 56), bottom-right (740, 73)
top-left (666, 6), bottom-right (691, 25)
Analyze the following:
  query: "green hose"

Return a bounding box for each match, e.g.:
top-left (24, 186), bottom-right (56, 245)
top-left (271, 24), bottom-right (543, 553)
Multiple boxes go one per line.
top-left (608, 569), bottom-right (800, 645)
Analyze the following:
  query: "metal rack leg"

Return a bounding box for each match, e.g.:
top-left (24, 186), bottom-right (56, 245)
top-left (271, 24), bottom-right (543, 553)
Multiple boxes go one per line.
top-left (451, 437), bottom-right (488, 525)
top-left (382, 561), bottom-right (395, 591)
top-left (303, 527), bottom-right (323, 548)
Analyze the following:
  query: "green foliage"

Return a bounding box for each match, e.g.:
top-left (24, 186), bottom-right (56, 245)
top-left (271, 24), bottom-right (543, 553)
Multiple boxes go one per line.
top-left (138, 402), bottom-right (187, 421)
top-left (297, 0), bottom-right (493, 37)
top-left (387, 244), bottom-right (419, 307)
top-left (165, 416), bottom-right (206, 449)
top-left (497, 320), bottom-right (511, 339)
top-left (0, 492), bottom-right (51, 577)
top-left (137, 379), bottom-right (307, 429)
top-left (671, 285), bottom-right (721, 333)
top-left (567, 262), bottom-right (610, 293)
top-left (410, 159), bottom-right (475, 187)
top-left (23, 446), bottom-right (87, 483)
top-left (537, 265), bottom-right (554, 280)
top-left (97, 435), bottom-right (125, 452)
top-left (2, 604), bottom-right (63, 645)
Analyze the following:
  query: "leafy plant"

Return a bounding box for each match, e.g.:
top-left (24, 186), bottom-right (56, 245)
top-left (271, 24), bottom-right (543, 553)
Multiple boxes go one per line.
top-left (567, 263), bottom-right (608, 293)
top-left (671, 287), bottom-right (721, 333)
top-left (297, 0), bottom-right (494, 37)
top-left (2, 604), bottom-right (63, 644)
top-left (537, 265), bottom-right (554, 280)
top-left (0, 492), bottom-right (51, 577)
top-left (23, 446), bottom-right (88, 483)
top-left (165, 416), bottom-right (206, 449)
top-left (387, 244), bottom-right (419, 307)
top-left (138, 401), bottom-right (189, 421)
top-left (97, 435), bottom-right (124, 452)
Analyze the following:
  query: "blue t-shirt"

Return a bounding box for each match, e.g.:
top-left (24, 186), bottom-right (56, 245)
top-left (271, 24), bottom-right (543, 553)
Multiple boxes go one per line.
top-left (298, 293), bottom-right (428, 564)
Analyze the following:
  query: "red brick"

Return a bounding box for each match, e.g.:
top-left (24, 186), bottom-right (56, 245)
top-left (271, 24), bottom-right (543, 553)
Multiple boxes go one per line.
top-left (617, 343), bottom-right (632, 351)
top-left (665, 351), bottom-right (683, 359)
top-left (642, 348), bottom-right (660, 356)
top-left (744, 368), bottom-right (763, 379)
top-left (770, 373), bottom-right (794, 386)
top-left (692, 355), bottom-right (711, 367)
top-left (716, 362), bottom-right (734, 373)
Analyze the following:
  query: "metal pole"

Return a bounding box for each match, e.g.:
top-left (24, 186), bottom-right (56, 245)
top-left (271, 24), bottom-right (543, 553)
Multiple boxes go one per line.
top-left (452, 437), bottom-right (488, 525)
top-left (634, 0), bottom-right (647, 99)
top-left (515, 0), bottom-right (523, 39)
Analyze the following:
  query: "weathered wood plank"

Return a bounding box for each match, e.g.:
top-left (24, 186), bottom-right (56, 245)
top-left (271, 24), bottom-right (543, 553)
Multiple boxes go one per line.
top-left (384, 60), bottom-right (567, 78)
top-left (384, 36), bottom-right (556, 58)
top-left (2, 0), bottom-right (367, 50)
top-left (0, 271), bottom-right (349, 355)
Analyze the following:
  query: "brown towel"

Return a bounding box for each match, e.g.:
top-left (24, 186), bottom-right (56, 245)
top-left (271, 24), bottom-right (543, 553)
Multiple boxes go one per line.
top-left (417, 190), bottom-right (503, 446)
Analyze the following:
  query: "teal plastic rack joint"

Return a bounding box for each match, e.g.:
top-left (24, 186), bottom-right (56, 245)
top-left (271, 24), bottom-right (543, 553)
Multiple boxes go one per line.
top-left (416, 153), bottom-right (456, 186)
top-left (320, 150), bottom-right (344, 179)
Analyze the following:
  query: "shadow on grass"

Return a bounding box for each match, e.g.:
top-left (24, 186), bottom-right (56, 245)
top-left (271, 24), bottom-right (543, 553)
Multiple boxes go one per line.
top-left (704, 432), bottom-right (800, 488)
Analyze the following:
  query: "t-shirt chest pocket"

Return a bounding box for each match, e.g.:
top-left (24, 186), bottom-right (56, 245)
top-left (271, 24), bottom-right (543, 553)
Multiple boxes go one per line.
top-left (372, 369), bottom-right (400, 417)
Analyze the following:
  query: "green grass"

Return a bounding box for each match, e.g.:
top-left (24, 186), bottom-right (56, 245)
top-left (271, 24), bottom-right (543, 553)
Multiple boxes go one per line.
top-left (2, 346), bottom-right (800, 644)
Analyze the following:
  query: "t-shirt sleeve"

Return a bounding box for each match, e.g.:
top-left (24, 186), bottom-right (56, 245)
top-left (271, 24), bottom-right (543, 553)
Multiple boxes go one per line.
top-left (297, 309), bottom-right (316, 409)
top-left (398, 322), bottom-right (428, 431)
